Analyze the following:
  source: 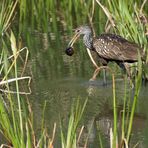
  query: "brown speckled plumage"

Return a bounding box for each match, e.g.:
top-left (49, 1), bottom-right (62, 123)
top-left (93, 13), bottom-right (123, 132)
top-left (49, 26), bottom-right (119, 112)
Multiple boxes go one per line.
top-left (93, 33), bottom-right (143, 63)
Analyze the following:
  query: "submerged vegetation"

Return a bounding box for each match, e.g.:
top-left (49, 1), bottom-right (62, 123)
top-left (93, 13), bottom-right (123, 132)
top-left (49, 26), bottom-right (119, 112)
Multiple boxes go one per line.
top-left (0, 0), bottom-right (147, 147)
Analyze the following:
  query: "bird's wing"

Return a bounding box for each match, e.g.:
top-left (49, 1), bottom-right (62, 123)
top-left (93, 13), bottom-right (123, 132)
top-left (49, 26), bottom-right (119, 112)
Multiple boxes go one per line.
top-left (93, 34), bottom-right (142, 62)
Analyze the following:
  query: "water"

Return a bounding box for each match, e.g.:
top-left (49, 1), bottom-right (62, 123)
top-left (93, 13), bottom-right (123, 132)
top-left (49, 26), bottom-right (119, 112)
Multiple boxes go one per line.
top-left (23, 27), bottom-right (148, 147)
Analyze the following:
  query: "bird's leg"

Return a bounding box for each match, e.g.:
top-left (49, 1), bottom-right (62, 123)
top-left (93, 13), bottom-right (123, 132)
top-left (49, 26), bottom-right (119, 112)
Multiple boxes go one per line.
top-left (116, 62), bottom-right (134, 88)
top-left (86, 48), bottom-right (109, 83)
top-left (123, 63), bottom-right (131, 79)
top-left (123, 63), bottom-right (134, 88)
top-left (103, 69), bottom-right (107, 85)
top-left (116, 62), bottom-right (131, 78)
top-left (86, 48), bottom-right (102, 81)
top-left (90, 66), bottom-right (110, 81)
top-left (90, 68), bottom-right (101, 81)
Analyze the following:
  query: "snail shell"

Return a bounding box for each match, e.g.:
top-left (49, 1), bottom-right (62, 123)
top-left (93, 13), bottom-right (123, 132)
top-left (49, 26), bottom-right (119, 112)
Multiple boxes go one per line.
top-left (65, 47), bottom-right (74, 56)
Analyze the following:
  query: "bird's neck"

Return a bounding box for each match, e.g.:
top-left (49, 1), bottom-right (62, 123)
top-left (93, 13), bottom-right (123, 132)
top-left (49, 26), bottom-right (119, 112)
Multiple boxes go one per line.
top-left (83, 34), bottom-right (93, 50)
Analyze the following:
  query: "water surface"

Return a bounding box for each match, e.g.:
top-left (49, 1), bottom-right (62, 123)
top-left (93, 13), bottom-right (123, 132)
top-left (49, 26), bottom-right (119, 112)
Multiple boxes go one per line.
top-left (23, 27), bottom-right (148, 147)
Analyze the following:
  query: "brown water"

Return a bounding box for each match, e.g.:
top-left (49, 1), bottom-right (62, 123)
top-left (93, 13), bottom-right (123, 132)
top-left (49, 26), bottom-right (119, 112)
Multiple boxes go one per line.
top-left (23, 27), bottom-right (148, 147)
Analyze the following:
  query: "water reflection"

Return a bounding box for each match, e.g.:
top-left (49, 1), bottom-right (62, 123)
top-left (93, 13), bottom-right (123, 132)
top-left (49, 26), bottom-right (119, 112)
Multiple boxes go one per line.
top-left (83, 110), bottom-right (146, 148)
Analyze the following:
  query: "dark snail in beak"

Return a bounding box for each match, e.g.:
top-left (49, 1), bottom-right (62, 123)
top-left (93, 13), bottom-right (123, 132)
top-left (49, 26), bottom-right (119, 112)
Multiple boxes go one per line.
top-left (65, 46), bottom-right (74, 56)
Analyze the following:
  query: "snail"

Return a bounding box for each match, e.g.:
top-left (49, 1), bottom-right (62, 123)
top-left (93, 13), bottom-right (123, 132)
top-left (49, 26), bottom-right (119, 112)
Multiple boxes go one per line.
top-left (65, 46), bottom-right (74, 56)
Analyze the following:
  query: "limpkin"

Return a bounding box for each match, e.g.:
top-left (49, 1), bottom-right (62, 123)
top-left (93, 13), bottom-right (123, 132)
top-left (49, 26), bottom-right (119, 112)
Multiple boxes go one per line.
top-left (66, 25), bottom-right (144, 81)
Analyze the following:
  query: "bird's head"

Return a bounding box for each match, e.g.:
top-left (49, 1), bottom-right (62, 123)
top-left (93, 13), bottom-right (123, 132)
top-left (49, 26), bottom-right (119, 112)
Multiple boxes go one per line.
top-left (68, 25), bottom-right (92, 47)
top-left (65, 25), bottom-right (92, 56)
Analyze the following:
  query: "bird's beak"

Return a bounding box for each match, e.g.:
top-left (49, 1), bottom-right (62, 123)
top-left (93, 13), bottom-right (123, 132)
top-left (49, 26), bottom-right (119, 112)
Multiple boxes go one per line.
top-left (68, 32), bottom-right (80, 47)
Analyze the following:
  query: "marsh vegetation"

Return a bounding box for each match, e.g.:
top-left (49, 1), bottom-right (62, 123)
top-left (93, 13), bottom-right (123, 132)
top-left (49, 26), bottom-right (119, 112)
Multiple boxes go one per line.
top-left (0, 0), bottom-right (148, 147)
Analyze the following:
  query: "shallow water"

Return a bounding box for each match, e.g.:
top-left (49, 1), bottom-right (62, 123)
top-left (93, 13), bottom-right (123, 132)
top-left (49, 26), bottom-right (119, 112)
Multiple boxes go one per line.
top-left (24, 28), bottom-right (148, 147)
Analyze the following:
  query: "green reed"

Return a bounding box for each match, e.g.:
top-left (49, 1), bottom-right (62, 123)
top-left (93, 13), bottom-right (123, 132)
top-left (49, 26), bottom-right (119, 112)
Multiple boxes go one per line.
top-left (108, 57), bottom-right (142, 148)
top-left (0, 0), bottom-right (17, 37)
top-left (18, 0), bottom-right (99, 33)
top-left (0, 35), bottom-right (26, 147)
top-left (0, 1), bottom-right (47, 146)
top-left (126, 55), bottom-right (142, 143)
top-left (0, 31), bottom-right (51, 147)
top-left (100, 0), bottom-right (147, 55)
top-left (60, 98), bottom-right (87, 148)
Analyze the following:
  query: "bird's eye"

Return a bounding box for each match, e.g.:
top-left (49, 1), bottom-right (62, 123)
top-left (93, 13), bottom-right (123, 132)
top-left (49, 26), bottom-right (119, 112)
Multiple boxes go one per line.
top-left (77, 29), bottom-right (80, 32)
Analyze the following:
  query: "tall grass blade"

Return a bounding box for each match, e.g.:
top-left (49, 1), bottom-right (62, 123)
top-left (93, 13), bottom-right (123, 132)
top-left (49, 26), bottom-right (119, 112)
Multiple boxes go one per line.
top-left (112, 74), bottom-right (117, 148)
top-left (126, 53), bottom-right (142, 142)
top-left (60, 98), bottom-right (88, 148)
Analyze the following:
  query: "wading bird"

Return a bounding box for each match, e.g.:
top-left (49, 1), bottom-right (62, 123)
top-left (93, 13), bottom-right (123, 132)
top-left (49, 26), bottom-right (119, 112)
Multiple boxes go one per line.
top-left (65, 25), bottom-right (144, 81)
